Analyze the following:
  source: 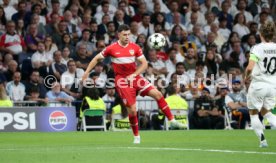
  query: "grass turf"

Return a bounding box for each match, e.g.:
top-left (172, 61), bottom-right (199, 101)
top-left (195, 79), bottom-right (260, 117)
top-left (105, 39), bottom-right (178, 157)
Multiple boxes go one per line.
top-left (0, 130), bottom-right (275, 163)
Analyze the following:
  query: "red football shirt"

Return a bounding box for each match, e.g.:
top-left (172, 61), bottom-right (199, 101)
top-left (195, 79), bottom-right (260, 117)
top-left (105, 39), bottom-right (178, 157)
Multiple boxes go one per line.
top-left (100, 41), bottom-right (144, 77)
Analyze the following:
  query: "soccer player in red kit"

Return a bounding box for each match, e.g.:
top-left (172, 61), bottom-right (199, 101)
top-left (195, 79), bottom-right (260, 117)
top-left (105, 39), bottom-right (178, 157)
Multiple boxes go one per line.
top-left (82, 24), bottom-right (184, 144)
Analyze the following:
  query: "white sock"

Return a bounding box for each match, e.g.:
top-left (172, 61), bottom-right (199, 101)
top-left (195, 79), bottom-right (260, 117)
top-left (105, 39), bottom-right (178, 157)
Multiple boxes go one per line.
top-left (263, 112), bottom-right (276, 127)
top-left (250, 115), bottom-right (265, 141)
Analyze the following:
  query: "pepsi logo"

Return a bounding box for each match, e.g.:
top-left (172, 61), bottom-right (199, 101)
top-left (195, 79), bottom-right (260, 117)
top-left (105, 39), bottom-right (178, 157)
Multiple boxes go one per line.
top-left (49, 111), bottom-right (67, 131)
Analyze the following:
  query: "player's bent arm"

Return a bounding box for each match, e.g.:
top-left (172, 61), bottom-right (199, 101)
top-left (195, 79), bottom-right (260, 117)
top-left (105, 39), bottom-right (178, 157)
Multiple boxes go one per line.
top-left (82, 53), bottom-right (104, 80)
top-left (134, 56), bottom-right (148, 76)
top-left (245, 56), bottom-right (256, 80)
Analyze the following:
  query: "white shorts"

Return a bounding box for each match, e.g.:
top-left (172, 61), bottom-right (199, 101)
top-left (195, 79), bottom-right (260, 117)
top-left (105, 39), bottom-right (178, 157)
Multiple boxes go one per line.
top-left (247, 83), bottom-right (276, 111)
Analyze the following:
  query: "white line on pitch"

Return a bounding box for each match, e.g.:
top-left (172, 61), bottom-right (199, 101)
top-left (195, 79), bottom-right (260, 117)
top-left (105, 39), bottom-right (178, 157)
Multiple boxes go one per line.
top-left (1, 146), bottom-right (276, 155)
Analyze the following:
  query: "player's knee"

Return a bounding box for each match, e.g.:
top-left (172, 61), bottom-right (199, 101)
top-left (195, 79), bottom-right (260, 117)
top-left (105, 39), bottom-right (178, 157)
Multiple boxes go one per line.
top-left (154, 90), bottom-right (163, 100)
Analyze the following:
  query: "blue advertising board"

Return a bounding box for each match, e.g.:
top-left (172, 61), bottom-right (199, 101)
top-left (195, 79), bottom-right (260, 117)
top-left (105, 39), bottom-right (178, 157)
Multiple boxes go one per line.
top-left (0, 107), bottom-right (77, 132)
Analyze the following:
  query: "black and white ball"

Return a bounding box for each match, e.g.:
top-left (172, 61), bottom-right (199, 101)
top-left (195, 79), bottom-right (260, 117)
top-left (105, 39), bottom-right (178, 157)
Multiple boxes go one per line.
top-left (147, 33), bottom-right (166, 49)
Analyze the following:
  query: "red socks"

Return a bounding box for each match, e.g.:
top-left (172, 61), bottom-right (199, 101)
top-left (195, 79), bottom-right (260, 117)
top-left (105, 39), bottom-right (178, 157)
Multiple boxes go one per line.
top-left (157, 97), bottom-right (174, 120)
top-left (129, 114), bottom-right (139, 136)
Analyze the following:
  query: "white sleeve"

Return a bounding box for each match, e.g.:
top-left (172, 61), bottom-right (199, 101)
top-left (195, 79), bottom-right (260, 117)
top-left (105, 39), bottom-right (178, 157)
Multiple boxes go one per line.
top-left (225, 95), bottom-right (234, 106)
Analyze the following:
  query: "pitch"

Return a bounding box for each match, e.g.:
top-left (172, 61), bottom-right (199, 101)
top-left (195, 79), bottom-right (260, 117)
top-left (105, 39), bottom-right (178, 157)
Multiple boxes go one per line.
top-left (0, 130), bottom-right (275, 162)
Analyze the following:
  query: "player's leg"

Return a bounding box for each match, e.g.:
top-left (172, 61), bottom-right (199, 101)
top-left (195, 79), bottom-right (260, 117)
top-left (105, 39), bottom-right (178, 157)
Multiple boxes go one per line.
top-left (249, 109), bottom-right (267, 147)
top-left (247, 87), bottom-right (267, 147)
top-left (126, 104), bottom-right (140, 144)
top-left (262, 95), bottom-right (276, 127)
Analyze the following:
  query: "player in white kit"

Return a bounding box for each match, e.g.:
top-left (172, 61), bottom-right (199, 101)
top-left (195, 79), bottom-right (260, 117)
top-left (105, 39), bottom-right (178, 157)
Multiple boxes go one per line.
top-left (245, 21), bottom-right (276, 148)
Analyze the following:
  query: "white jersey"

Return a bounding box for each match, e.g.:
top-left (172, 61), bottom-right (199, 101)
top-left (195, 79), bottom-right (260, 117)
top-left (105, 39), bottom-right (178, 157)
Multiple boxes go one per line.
top-left (250, 42), bottom-right (276, 86)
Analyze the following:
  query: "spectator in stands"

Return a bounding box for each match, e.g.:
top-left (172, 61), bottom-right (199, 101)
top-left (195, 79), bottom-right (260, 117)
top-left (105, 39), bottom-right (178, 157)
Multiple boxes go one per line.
top-left (46, 81), bottom-right (74, 105)
top-left (24, 70), bottom-right (47, 100)
top-left (97, 14), bottom-right (110, 35)
top-left (148, 49), bottom-right (168, 79)
top-left (6, 71), bottom-right (25, 101)
top-left (94, 1), bottom-right (114, 24)
top-left (217, 1), bottom-right (233, 30)
top-left (25, 23), bottom-right (45, 54)
top-left (221, 32), bottom-right (240, 57)
top-left (61, 47), bottom-right (73, 65)
top-left (89, 20), bottom-right (100, 47)
top-left (79, 13), bottom-right (92, 31)
top-left (92, 62), bottom-right (107, 88)
top-left (165, 48), bottom-right (178, 79)
top-left (185, 0), bottom-right (206, 27)
top-left (27, 86), bottom-right (48, 106)
top-left (103, 21), bottom-right (117, 45)
top-left (59, 33), bottom-right (76, 56)
top-left (253, 3), bottom-right (273, 23)
top-left (44, 35), bottom-right (58, 58)
top-left (191, 87), bottom-right (224, 129)
top-left (11, 1), bottom-right (29, 26)
top-left (129, 21), bottom-right (139, 42)
top-left (113, 9), bottom-right (131, 31)
top-left (152, 84), bottom-right (189, 130)
top-left (165, 1), bottom-right (185, 25)
top-left (232, 13), bottom-right (250, 39)
top-left (137, 13), bottom-right (154, 37)
top-left (92, 40), bottom-right (106, 59)
top-left (169, 24), bottom-right (184, 43)
top-left (44, 13), bottom-right (60, 36)
top-left (151, 12), bottom-right (170, 33)
top-left (2, 0), bottom-right (17, 21)
top-left (31, 41), bottom-right (53, 69)
top-left (52, 20), bottom-right (69, 48)
top-left (4, 60), bottom-right (18, 81)
top-left (236, 0), bottom-right (253, 23)
top-left (225, 79), bottom-right (250, 129)
top-left (29, 3), bottom-right (46, 25)
top-left (69, 3), bottom-right (82, 26)
top-left (218, 17), bottom-right (231, 41)
top-left (61, 60), bottom-right (84, 99)
top-left (205, 48), bottom-right (218, 77)
top-left (15, 19), bottom-right (25, 37)
top-left (241, 22), bottom-right (260, 44)
top-left (46, 0), bottom-right (63, 24)
top-left (29, 13), bottom-right (46, 36)
top-left (0, 80), bottom-right (13, 107)
top-left (183, 47), bottom-right (197, 72)
top-left (118, 0), bottom-right (135, 17)
top-left (76, 29), bottom-right (94, 57)
top-left (0, 53), bottom-right (13, 73)
top-left (257, 11), bottom-right (269, 30)
top-left (0, 20), bottom-right (26, 62)
top-left (135, 33), bottom-right (148, 53)
top-left (188, 24), bottom-right (205, 50)
top-left (73, 44), bottom-right (90, 70)
top-left (132, 2), bottom-right (147, 22)
top-left (63, 10), bottom-right (81, 43)
top-left (46, 50), bottom-right (67, 81)
top-left (242, 34), bottom-right (257, 52)
top-left (247, 0), bottom-right (262, 17)
top-left (0, 6), bottom-right (7, 35)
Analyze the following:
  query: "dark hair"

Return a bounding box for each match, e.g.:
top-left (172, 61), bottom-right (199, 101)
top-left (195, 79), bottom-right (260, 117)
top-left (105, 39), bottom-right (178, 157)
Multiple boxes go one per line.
top-left (29, 86), bottom-right (40, 93)
top-left (86, 88), bottom-right (100, 100)
top-left (0, 6), bottom-right (7, 26)
top-left (176, 62), bottom-right (185, 68)
top-left (82, 29), bottom-right (91, 34)
top-left (166, 85), bottom-right (177, 96)
top-left (67, 59), bottom-right (75, 67)
top-left (260, 21), bottom-right (275, 42)
top-left (117, 24), bottom-right (130, 33)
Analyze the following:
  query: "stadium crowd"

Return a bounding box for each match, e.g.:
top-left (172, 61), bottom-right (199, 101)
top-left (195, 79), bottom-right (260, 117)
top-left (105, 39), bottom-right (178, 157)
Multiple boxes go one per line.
top-left (0, 0), bottom-right (276, 130)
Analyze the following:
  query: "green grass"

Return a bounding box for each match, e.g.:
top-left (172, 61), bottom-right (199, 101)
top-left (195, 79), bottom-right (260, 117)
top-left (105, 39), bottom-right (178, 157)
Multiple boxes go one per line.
top-left (0, 130), bottom-right (275, 163)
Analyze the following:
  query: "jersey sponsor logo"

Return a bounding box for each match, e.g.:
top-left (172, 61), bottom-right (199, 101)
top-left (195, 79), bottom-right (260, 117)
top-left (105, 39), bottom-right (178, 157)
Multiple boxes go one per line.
top-left (129, 49), bottom-right (135, 55)
top-left (49, 111), bottom-right (67, 131)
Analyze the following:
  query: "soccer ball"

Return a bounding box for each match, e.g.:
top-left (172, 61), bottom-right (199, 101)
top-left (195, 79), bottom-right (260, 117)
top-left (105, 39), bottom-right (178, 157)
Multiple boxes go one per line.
top-left (147, 33), bottom-right (166, 49)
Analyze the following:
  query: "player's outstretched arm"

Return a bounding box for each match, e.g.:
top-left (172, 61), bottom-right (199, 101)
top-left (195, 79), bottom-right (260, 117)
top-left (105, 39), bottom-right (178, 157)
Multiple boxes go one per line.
top-left (82, 53), bottom-right (104, 81)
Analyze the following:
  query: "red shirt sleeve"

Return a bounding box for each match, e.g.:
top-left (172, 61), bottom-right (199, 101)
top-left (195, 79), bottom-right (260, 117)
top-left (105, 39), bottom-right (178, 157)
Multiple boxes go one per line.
top-left (100, 45), bottom-right (112, 58)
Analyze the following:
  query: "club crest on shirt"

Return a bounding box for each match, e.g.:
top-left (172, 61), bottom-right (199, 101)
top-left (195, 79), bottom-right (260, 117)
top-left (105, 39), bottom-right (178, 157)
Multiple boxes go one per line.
top-left (129, 49), bottom-right (135, 55)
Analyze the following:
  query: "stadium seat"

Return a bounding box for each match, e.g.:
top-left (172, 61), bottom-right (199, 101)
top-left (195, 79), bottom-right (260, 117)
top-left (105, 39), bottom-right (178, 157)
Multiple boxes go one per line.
top-left (81, 110), bottom-right (106, 132)
top-left (164, 109), bottom-right (189, 130)
top-left (110, 113), bottom-right (131, 131)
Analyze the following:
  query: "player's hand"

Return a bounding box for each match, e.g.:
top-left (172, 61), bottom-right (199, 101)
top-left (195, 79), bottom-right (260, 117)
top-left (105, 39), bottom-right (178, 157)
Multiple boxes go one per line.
top-left (82, 72), bottom-right (89, 83)
top-left (126, 73), bottom-right (137, 83)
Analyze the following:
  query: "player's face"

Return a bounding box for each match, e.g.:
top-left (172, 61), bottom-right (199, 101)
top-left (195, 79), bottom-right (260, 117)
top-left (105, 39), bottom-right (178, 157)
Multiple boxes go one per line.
top-left (119, 30), bottom-right (130, 45)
